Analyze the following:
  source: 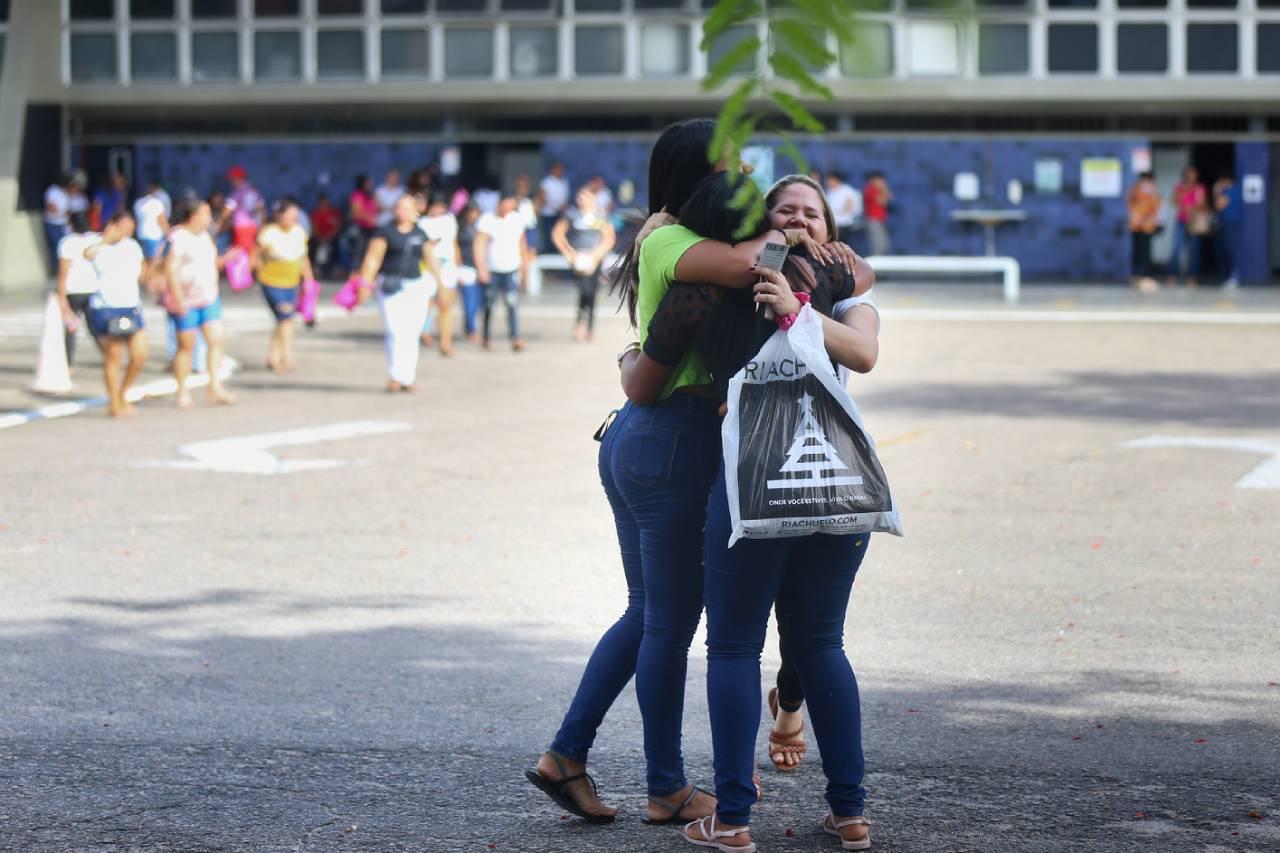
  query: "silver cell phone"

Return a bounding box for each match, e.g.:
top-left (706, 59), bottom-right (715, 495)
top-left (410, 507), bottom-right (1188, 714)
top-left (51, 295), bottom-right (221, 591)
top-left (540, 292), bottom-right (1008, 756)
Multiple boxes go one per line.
top-left (756, 242), bottom-right (790, 318)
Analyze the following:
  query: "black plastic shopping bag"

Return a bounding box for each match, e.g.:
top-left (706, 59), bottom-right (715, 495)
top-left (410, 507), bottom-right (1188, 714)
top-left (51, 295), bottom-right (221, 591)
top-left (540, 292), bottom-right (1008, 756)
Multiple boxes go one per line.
top-left (722, 305), bottom-right (903, 546)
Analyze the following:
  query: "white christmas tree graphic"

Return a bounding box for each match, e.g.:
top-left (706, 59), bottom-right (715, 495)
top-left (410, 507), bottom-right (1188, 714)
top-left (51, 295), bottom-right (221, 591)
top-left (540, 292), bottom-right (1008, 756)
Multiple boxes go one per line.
top-left (766, 393), bottom-right (864, 490)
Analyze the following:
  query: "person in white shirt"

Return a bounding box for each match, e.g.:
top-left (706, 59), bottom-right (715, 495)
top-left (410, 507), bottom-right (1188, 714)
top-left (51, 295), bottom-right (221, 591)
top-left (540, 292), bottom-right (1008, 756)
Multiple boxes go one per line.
top-left (166, 198), bottom-right (237, 408)
top-left (588, 175), bottom-right (614, 219)
top-left (133, 180), bottom-right (172, 286)
top-left (83, 210), bottom-right (151, 418)
top-left (513, 174), bottom-right (540, 261)
top-left (44, 174), bottom-right (74, 274)
top-left (55, 212), bottom-right (99, 370)
top-left (474, 196), bottom-right (528, 352)
top-left (824, 172), bottom-right (863, 246)
top-left (419, 194), bottom-right (461, 357)
top-left (537, 162), bottom-right (570, 254)
top-left (375, 169), bottom-right (405, 228)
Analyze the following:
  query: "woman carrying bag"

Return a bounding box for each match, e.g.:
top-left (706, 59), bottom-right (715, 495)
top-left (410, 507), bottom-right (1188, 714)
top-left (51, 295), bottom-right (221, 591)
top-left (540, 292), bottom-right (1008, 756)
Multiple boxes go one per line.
top-left (83, 210), bottom-right (151, 418)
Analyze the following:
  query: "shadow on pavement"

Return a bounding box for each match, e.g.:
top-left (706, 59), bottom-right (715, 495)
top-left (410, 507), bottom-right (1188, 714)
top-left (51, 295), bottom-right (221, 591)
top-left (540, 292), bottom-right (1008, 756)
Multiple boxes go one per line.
top-left (1, 595), bottom-right (1276, 852)
top-left (863, 370), bottom-right (1280, 429)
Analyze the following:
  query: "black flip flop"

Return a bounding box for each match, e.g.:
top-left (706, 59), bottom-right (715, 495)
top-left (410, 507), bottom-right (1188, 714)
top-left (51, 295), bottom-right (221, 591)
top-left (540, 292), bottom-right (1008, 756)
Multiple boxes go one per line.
top-left (524, 754), bottom-right (615, 825)
top-left (642, 785), bottom-right (715, 826)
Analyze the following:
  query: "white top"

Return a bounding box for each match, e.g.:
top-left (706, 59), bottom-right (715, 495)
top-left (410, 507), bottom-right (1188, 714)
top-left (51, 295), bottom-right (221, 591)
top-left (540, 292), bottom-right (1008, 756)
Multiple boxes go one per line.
top-left (595, 187), bottom-right (614, 216)
top-left (134, 194), bottom-right (169, 241)
top-left (832, 291), bottom-right (880, 387)
top-left (92, 239), bottom-right (145, 309)
top-left (539, 174), bottom-right (569, 216)
top-left (69, 191), bottom-right (90, 214)
top-left (375, 184), bottom-right (405, 227)
top-left (44, 185), bottom-right (69, 225)
top-left (169, 228), bottom-right (220, 307)
top-left (58, 232), bottom-right (100, 295)
top-left (477, 211), bottom-right (525, 274)
top-left (827, 183), bottom-right (863, 229)
top-left (258, 223), bottom-right (309, 261)
top-left (420, 214), bottom-right (459, 264)
top-left (516, 197), bottom-right (538, 230)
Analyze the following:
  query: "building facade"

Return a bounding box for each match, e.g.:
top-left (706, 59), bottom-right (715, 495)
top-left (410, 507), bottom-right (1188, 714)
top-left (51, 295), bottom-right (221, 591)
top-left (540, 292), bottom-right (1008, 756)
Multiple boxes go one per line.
top-left (1, 0), bottom-right (1277, 289)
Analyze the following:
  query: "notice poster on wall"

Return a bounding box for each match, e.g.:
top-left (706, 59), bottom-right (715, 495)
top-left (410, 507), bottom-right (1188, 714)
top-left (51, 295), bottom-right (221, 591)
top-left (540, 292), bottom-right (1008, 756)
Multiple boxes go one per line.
top-left (1243, 174), bottom-right (1265, 204)
top-left (440, 146), bottom-right (461, 176)
top-left (1081, 158), bottom-right (1123, 198)
top-left (741, 145), bottom-right (776, 193)
top-left (1034, 159), bottom-right (1062, 194)
top-left (953, 172), bottom-right (980, 201)
top-left (1130, 147), bottom-right (1152, 174)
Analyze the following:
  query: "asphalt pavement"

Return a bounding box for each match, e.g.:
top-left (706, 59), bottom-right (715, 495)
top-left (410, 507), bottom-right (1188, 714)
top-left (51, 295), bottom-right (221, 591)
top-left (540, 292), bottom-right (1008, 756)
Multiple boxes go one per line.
top-left (1, 280), bottom-right (1278, 852)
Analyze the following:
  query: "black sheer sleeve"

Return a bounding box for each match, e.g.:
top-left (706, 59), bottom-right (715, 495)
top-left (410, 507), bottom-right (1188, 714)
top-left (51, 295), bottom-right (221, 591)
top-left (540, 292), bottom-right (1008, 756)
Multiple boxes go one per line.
top-left (642, 282), bottom-right (720, 367)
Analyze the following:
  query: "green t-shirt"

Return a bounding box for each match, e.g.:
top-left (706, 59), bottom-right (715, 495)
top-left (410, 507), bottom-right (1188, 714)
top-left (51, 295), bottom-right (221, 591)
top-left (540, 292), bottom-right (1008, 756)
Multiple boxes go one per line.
top-left (638, 224), bottom-right (711, 398)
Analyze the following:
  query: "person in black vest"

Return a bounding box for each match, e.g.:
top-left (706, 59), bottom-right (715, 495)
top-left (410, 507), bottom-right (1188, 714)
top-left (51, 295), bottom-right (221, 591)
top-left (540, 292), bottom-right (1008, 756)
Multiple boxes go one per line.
top-left (552, 186), bottom-right (617, 342)
top-left (355, 195), bottom-right (443, 392)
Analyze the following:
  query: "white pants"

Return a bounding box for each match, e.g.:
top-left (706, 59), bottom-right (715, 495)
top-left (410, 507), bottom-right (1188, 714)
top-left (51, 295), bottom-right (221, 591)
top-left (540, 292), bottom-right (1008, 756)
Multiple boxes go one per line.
top-left (377, 275), bottom-right (435, 385)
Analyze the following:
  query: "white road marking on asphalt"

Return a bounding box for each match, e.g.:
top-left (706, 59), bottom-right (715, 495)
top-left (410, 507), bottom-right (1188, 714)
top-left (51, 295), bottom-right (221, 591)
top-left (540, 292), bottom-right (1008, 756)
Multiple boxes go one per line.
top-left (134, 420), bottom-right (411, 475)
top-left (1123, 435), bottom-right (1280, 490)
top-left (0, 359), bottom-right (238, 431)
top-left (875, 309), bottom-right (1280, 325)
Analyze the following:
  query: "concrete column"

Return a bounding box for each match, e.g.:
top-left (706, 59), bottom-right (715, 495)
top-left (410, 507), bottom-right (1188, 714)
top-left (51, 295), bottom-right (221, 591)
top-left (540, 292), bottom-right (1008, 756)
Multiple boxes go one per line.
top-left (0, 1), bottom-right (63, 294)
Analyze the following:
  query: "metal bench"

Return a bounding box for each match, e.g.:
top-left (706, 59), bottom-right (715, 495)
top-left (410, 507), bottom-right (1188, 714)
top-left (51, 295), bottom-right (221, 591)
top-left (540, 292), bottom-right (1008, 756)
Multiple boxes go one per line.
top-left (527, 253), bottom-right (621, 297)
top-left (866, 255), bottom-right (1022, 304)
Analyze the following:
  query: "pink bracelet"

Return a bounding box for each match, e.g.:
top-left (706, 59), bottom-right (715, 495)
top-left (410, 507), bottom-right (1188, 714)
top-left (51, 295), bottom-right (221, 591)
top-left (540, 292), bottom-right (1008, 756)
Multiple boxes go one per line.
top-left (775, 290), bottom-right (810, 331)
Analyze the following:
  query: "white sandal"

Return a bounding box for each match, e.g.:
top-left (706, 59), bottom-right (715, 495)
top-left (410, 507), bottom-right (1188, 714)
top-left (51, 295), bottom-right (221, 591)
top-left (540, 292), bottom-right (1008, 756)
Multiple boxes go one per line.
top-left (822, 814), bottom-right (872, 850)
top-left (683, 815), bottom-right (757, 852)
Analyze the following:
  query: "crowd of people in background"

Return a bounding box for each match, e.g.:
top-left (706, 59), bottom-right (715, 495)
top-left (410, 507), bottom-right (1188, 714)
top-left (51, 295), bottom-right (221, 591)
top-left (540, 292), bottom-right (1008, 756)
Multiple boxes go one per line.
top-left (1127, 164), bottom-right (1245, 293)
top-left (41, 159), bottom-right (641, 413)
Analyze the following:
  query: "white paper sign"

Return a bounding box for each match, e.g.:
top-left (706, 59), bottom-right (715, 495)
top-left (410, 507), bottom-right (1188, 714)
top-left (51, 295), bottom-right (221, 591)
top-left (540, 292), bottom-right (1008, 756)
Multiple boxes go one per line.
top-left (1081, 158), bottom-right (1123, 198)
top-left (440, 146), bottom-right (461, 176)
top-left (741, 145), bottom-right (775, 192)
top-left (1130, 147), bottom-right (1152, 174)
top-left (954, 172), bottom-right (980, 201)
top-left (1243, 174), bottom-right (1265, 204)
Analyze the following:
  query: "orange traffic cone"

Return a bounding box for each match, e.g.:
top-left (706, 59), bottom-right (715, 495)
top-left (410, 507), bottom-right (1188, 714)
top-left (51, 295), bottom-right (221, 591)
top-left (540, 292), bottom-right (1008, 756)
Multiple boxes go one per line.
top-left (31, 293), bottom-right (73, 395)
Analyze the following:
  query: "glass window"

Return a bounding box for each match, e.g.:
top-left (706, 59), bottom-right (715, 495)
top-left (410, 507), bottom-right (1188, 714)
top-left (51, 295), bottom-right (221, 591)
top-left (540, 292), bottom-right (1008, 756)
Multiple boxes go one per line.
top-left (1187, 0), bottom-right (1235, 6)
top-left (502, 0), bottom-right (555, 9)
top-left (70, 0), bottom-right (114, 20)
top-left (130, 32), bottom-right (176, 80)
top-left (1259, 0), bottom-right (1280, 6)
top-left (839, 22), bottom-right (892, 77)
top-left (1116, 23), bottom-right (1167, 74)
top-left (1047, 23), bottom-right (1097, 73)
top-left (1117, 0), bottom-right (1165, 7)
top-left (192, 31), bottom-right (239, 82)
top-left (70, 33), bottom-right (117, 81)
top-left (977, 0), bottom-right (1029, 7)
top-left (319, 0), bottom-right (363, 13)
top-left (192, 0), bottom-right (238, 16)
top-left (381, 28), bottom-right (427, 77)
top-left (444, 27), bottom-right (493, 77)
top-left (254, 0), bottom-right (299, 16)
top-left (510, 26), bottom-right (557, 78)
top-left (1186, 23), bottom-right (1237, 73)
top-left (130, 0), bottom-right (174, 18)
top-left (317, 29), bottom-right (365, 78)
top-left (978, 23), bottom-right (1028, 75)
top-left (641, 23), bottom-right (690, 76)
top-left (576, 0), bottom-right (622, 10)
top-left (254, 30), bottom-right (301, 80)
top-left (1047, 0), bottom-right (1095, 6)
top-left (1260, 25), bottom-right (1280, 74)
top-left (905, 0), bottom-right (959, 9)
top-left (381, 0), bottom-right (427, 12)
top-left (0, 0), bottom-right (8, 21)
top-left (770, 22), bottom-right (829, 72)
top-left (575, 25), bottom-right (623, 75)
top-left (0, 35), bottom-right (5, 74)
top-left (708, 24), bottom-right (758, 75)
top-left (436, 0), bottom-right (488, 11)
top-left (848, 0), bottom-right (891, 9)
top-left (635, 0), bottom-right (685, 8)
top-left (907, 21), bottom-right (960, 76)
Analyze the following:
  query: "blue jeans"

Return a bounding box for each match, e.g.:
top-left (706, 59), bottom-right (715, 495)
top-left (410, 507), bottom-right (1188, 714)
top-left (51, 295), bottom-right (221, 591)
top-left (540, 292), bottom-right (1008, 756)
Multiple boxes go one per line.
top-left (44, 221), bottom-right (67, 275)
top-left (460, 282), bottom-right (482, 336)
top-left (703, 464), bottom-right (870, 825)
top-left (481, 271), bottom-right (519, 343)
top-left (1169, 222), bottom-right (1201, 279)
top-left (550, 394), bottom-right (722, 795)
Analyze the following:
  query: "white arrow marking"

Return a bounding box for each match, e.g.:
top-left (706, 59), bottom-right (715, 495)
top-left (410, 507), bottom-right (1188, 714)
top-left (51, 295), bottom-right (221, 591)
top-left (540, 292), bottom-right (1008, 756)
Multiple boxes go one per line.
top-left (135, 420), bottom-right (411, 475)
top-left (1122, 435), bottom-right (1280, 490)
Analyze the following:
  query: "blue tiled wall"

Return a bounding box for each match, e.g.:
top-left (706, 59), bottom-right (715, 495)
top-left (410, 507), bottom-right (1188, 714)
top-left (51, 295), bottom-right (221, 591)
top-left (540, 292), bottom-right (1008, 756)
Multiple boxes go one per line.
top-left (134, 141), bottom-right (439, 208)
top-left (1236, 142), bottom-right (1270, 284)
top-left (543, 136), bottom-right (1149, 281)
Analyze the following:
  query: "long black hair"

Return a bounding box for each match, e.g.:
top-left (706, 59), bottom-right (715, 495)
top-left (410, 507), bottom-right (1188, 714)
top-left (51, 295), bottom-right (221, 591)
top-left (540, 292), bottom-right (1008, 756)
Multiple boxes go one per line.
top-left (611, 118), bottom-right (718, 326)
top-left (676, 172), bottom-right (766, 245)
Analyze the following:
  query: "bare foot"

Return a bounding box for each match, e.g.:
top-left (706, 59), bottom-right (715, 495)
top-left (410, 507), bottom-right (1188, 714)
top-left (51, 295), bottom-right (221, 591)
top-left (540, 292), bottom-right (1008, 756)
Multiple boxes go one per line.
top-left (533, 752), bottom-right (618, 821)
top-left (209, 389), bottom-right (238, 406)
top-left (573, 324), bottom-right (587, 342)
top-left (647, 784), bottom-right (716, 823)
top-left (512, 338), bottom-right (527, 353)
top-left (439, 346), bottom-right (455, 358)
top-left (110, 402), bottom-right (139, 418)
top-left (176, 392), bottom-right (195, 410)
top-left (420, 333), bottom-right (435, 348)
top-left (400, 383), bottom-right (418, 393)
top-left (386, 380), bottom-right (402, 393)
top-left (281, 359), bottom-right (298, 373)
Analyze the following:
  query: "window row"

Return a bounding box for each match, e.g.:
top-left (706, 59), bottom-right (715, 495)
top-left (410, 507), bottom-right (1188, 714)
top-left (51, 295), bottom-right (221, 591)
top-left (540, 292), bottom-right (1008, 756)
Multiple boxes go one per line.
top-left (64, 0), bottom-right (1280, 16)
top-left (66, 19), bottom-right (1280, 82)
top-left (67, 0), bottom-right (734, 20)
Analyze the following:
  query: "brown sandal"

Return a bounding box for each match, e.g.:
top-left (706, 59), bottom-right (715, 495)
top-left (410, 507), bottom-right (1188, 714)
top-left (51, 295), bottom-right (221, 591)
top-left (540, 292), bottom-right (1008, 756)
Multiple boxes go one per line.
top-left (766, 687), bottom-right (806, 773)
